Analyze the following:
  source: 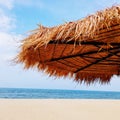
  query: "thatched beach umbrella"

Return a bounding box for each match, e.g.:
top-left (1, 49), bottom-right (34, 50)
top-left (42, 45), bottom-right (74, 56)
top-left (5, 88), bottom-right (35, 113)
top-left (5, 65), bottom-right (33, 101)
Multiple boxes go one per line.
top-left (16, 5), bottom-right (120, 84)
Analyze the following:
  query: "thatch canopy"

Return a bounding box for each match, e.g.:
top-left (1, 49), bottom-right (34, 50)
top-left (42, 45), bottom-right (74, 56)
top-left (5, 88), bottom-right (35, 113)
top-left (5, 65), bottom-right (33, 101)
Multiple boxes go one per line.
top-left (16, 5), bottom-right (120, 84)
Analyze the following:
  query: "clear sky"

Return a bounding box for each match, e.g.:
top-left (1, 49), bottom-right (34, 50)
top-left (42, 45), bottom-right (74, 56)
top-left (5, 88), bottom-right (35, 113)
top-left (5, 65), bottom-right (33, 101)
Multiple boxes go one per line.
top-left (0, 0), bottom-right (120, 91)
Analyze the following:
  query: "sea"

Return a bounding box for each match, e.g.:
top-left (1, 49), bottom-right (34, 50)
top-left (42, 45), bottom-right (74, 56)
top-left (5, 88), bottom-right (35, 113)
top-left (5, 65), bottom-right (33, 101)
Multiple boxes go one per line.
top-left (0, 88), bottom-right (120, 99)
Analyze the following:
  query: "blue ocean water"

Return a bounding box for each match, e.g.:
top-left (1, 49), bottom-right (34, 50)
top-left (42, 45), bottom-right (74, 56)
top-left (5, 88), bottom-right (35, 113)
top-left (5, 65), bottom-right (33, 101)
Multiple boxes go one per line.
top-left (0, 88), bottom-right (120, 99)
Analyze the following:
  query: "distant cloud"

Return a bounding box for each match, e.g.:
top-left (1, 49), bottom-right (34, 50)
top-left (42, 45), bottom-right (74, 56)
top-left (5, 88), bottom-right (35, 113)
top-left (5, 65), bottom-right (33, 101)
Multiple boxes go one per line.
top-left (0, 0), bottom-right (14, 9)
top-left (0, 32), bottom-right (23, 64)
top-left (0, 32), bottom-right (22, 47)
top-left (0, 0), bottom-right (44, 10)
top-left (0, 0), bottom-right (16, 32)
top-left (0, 0), bottom-right (22, 64)
top-left (0, 9), bottom-right (15, 32)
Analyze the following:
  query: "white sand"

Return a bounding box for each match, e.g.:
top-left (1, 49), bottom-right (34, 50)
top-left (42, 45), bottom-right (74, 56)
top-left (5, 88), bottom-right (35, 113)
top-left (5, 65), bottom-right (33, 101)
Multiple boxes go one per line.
top-left (0, 99), bottom-right (120, 120)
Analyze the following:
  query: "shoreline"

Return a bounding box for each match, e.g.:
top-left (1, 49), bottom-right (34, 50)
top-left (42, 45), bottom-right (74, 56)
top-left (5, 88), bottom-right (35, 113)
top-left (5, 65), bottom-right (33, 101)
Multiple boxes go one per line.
top-left (0, 98), bottom-right (120, 100)
top-left (0, 99), bottom-right (120, 120)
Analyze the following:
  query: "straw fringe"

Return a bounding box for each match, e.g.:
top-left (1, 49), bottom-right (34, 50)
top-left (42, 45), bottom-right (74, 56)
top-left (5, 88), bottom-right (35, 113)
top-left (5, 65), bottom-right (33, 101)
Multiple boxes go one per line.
top-left (16, 5), bottom-right (120, 84)
top-left (19, 5), bottom-right (120, 51)
top-left (38, 63), bottom-right (112, 84)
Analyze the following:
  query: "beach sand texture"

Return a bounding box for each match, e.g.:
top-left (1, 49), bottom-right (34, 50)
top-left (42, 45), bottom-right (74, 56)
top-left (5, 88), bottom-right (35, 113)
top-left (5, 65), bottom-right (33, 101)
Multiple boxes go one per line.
top-left (0, 99), bottom-right (120, 120)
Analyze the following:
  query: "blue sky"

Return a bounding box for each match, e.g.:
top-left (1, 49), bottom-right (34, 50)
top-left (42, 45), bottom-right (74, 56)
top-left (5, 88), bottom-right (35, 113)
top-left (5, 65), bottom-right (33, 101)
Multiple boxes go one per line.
top-left (0, 0), bottom-right (120, 91)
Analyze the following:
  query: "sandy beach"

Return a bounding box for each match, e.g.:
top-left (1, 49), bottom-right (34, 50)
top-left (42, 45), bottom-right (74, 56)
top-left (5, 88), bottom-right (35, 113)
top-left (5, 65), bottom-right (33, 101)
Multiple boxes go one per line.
top-left (0, 99), bottom-right (120, 120)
